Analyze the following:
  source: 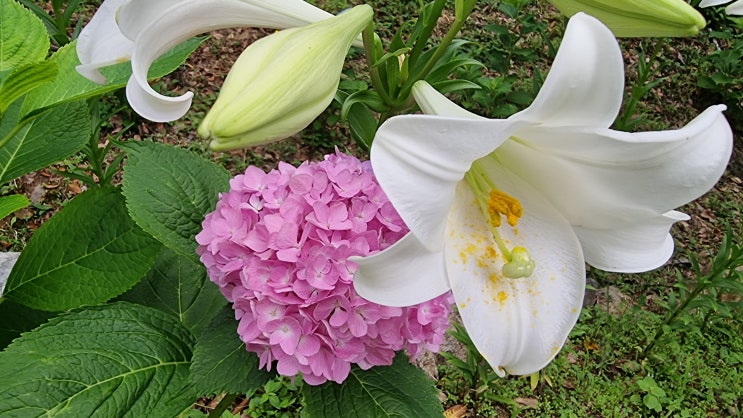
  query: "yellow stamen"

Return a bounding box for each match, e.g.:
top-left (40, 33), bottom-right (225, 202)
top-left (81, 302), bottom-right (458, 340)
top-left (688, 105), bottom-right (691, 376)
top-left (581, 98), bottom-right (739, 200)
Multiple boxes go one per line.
top-left (488, 189), bottom-right (523, 227)
top-left (464, 160), bottom-right (536, 279)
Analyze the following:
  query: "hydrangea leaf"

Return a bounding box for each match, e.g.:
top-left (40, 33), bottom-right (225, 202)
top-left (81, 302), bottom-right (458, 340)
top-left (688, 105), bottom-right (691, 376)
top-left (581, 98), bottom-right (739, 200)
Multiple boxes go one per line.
top-left (187, 306), bottom-right (270, 396)
top-left (21, 37), bottom-right (205, 118)
top-left (0, 99), bottom-right (89, 184)
top-left (0, 194), bottom-right (30, 220)
top-left (121, 141), bottom-right (230, 263)
top-left (3, 187), bottom-right (162, 311)
top-left (0, 60), bottom-right (57, 113)
top-left (0, 299), bottom-right (53, 349)
top-left (118, 247), bottom-right (227, 337)
top-left (302, 352), bottom-right (444, 417)
top-left (0, 0), bottom-right (48, 71)
top-left (0, 302), bottom-right (195, 417)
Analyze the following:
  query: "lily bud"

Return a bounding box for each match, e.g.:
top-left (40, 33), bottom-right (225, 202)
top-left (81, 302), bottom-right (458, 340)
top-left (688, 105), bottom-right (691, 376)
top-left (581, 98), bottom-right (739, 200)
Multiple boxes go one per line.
top-left (548, 0), bottom-right (706, 37)
top-left (199, 5), bottom-right (373, 151)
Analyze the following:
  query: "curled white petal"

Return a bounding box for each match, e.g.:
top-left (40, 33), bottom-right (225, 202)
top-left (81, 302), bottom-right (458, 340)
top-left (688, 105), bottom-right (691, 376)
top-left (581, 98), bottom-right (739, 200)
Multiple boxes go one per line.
top-left (351, 233), bottom-right (451, 307)
top-left (575, 210), bottom-right (689, 272)
top-left (494, 105), bottom-right (732, 231)
top-left (726, 0), bottom-right (743, 14)
top-left (699, 0), bottom-right (732, 7)
top-left (127, 0), bottom-right (333, 121)
top-left (513, 13), bottom-right (624, 129)
top-left (75, 0), bottom-right (132, 84)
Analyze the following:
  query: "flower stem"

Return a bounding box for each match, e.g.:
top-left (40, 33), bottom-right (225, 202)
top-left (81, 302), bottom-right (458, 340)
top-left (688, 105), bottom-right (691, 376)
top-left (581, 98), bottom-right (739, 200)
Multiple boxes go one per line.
top-left (207, 393), bottom-right (238, 418)
top-left (362, 22), bottom-right (394, 106)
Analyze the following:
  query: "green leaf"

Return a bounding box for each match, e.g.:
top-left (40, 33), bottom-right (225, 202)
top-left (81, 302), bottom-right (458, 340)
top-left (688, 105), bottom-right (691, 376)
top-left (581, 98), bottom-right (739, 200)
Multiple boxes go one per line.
top-left (341, 89), bottom-right (387, 120)
top-left (21, 37), bottom-right (207, 117)
top-left (121, 141), bottom-right (230, 263)
top-left (0, 99), bottom-right (89, 184)
top-left (642, 393), bottom-right (662, 412)
top-left (0, 194), bottom-right (29, 219)
top-left (302, 352), bottom-right (444, 418)
top-left (429, 79), bottom-right (481, 95)
top-left (3, 187), bottom-right (162, 311)
top-left (0, 0), bottom-right (49, 71)
top-left (119, 246), bottom-right (227, 337)
top-left (0, 299), bottom-right (54, 349)
top-left (187, 306), bottom-right (270, 396)
top-left (0, 60), bottom-right (57, 113)
top-left (346, 103), bottom-right (378, 151)
top-left (0, 302), bottom-right (196, 417)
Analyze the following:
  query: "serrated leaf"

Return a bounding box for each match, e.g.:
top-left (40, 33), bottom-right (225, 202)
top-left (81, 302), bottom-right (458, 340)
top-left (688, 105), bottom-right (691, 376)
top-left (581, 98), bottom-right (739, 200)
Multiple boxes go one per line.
top-left (119, 246), bottom-right (226, 337)
top-left (302, 352), bottom-right (444, 418)
top-left (0, 194), bottom-right (29, 219)
top-left (0, 0), bottom-right (49, 71)
top-left (0, 302), bottom-right (196, 417)
top-left (0, 99), bottom-right (89, 183)
top-left (4, 187), bottom-right (162, 311)
top-left (0, 60), bottom-right (57, 113)
top-left (22, 37), bottom-right (206, 117)
top-left (121, 141), bottom-right (230, 262)
top-left (188, 306), bottom-right (270, 396)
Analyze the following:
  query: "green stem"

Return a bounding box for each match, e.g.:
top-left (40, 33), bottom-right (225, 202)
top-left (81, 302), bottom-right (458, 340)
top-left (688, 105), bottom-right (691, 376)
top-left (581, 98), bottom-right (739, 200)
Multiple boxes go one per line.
top-left (362, 23), bottom-right (394, 106)
top-left (641, 254), bottom-right (734, 357)
top-left (406, 15), bottom-right (467, 91)
top-left (406, 0), bottom-right (447, 66)
top-left (208, 393), bottom-right (238, 418)
top-left (616, 39), bottom-right (665, 130)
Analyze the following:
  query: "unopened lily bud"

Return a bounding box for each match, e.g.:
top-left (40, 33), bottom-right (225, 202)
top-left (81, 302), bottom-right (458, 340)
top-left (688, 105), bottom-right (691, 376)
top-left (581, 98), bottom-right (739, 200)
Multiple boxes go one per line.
top-left (548, 0), bottom-right (705, 37)
top-left (199, 5), bottom-right (373, 151)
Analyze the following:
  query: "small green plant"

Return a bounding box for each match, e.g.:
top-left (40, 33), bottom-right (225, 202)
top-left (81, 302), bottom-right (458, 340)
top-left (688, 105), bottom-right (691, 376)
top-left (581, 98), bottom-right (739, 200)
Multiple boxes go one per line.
top-left (642, 227), bottom-right (743, 358)
top-left (631, 376), bottom-right (670, 414)
top-left (17, 0), bottom-right (84, 47)
top-left (613, 39), bottom-right (667, 132)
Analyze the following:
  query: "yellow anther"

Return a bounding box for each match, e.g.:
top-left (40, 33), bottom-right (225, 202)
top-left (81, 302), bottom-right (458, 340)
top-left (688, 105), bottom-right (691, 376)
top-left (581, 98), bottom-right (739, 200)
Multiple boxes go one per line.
top-left (488, 189), bottom-right (522, 227)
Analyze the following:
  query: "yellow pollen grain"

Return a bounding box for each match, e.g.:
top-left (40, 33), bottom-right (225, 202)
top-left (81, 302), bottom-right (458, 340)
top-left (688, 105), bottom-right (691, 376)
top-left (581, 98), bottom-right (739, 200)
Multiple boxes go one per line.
top-left (487, 189), bottom-right (523, 227)
top-left (495, 291), bottom-right (508, 305)
top-left (488, 272), bottom-right (500, 285)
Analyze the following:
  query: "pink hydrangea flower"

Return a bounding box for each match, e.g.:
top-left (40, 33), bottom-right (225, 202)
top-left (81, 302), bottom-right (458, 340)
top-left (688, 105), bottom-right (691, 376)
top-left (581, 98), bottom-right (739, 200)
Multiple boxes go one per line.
top-left (197, 150), bottom-right (454, 385)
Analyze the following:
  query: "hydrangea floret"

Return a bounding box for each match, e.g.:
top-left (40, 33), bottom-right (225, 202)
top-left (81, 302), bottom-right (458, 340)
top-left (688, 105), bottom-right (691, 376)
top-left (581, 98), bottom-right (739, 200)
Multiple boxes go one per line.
top-left (353, 13), bottom-right (732, 377)
top-left (196, 150), bottom-right (453, 385)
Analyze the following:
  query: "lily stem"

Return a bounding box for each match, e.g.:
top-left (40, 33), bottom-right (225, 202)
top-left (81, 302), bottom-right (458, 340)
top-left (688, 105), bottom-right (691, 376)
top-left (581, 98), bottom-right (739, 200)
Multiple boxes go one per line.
top-left (362, 22), bottom-right (394, 106)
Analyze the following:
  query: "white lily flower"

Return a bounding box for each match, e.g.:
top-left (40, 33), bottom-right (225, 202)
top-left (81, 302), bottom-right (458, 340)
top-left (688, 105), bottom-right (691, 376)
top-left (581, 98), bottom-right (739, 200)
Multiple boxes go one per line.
top-left (352, 13), bottom-right (733, 376)
top-left (699, 0), bottom-right (743, 15)
top-left (76, 0), bottom-right (334, 120)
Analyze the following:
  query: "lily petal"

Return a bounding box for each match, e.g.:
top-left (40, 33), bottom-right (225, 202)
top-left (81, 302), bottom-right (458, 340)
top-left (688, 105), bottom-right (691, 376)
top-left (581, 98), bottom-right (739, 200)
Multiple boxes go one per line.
top-left (126, 0), bottom-right (332, 121)
top-left (447, 173), bottom-right (584, 376)
top-left (513, 13), bottom-right (624, 129)
top-left (370, 115), bottom-right (527, 251)
top-left (412, 80), bottom-right (485, 120)
top-left (574, 210), bottom-right (689, 272)
top-left (351, 233), bottom-right (451, 307)
top-left (699, 0), bottom-right (730, 6)
top-left (75, 0), bottom-right (132, 84)
top-left (727, 0), bottom-right (743, 14)
top-left (494, 105), bottom-right (732, 230)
